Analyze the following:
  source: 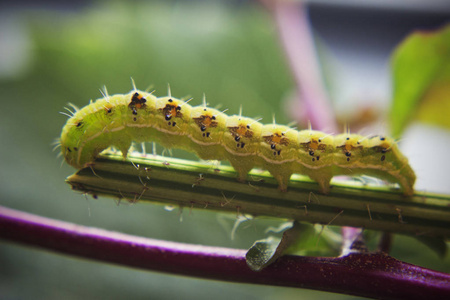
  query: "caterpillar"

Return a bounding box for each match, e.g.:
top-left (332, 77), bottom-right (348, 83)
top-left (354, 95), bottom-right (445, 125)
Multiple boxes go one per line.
top-left (60, 87), bottom-right (416, 196)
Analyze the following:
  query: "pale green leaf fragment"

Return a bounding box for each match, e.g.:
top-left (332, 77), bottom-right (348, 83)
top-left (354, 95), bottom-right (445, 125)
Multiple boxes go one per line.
top-left (246, 236), bottom-right (282, 272)
top-left (246, 221), bottom-right (313, 271)
top-left (391, 24), bottom-right (450, 138)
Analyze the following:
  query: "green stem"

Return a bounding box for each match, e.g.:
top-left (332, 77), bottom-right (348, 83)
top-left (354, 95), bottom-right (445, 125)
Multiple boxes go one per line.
top-left (67, 152), bottom-right (450, 239)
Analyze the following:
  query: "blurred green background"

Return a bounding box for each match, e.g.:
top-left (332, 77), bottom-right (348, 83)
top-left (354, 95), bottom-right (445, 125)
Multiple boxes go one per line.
top-left (0, 1), bottom-right (449, 299)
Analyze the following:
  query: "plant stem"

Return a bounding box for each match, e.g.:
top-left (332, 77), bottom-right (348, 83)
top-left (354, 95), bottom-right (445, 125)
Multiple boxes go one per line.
top-left (66, 153), bottom-right (450, 239)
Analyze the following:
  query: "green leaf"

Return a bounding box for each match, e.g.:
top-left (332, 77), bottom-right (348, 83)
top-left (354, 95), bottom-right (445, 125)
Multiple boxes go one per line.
top-left (390, 24), bottom-right (450, 138)
top-left (245, 222), bottom-right (313, 271)
top-left (246, 236), bottom-right (282, 271)
top-left (413, 236), bottom-right (448, 259)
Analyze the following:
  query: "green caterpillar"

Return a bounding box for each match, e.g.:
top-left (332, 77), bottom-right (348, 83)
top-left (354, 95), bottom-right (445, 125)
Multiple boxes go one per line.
top-left (60, 88), bottom-right (416, 196)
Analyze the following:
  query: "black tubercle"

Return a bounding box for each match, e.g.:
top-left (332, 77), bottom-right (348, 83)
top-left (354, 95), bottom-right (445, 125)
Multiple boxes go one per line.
top-left (131, 93), bottom-right (147, 105)
top-left (128, 92), bottom-right (147, 113)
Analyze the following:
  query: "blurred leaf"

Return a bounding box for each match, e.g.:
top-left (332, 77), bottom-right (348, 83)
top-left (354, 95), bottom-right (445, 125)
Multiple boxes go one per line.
top-left (390, 24), bottom-right (450, 138)
top-left (414, 236), bottom-right (448, 259)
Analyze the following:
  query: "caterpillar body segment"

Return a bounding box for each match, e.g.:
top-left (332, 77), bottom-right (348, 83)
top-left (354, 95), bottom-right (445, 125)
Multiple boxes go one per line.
top-left (60, 90), bottom-right (416, 196)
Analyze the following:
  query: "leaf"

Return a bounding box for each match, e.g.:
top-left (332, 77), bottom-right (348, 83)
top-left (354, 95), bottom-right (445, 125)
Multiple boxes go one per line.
top-left (245, 222), bottom-right (313, 271)
top-left (390, 24), bottom-right (450, 138)
top-left (414, 236), bottom-right (448, 259)
top-left (246, 236), bottom-right (282, 271)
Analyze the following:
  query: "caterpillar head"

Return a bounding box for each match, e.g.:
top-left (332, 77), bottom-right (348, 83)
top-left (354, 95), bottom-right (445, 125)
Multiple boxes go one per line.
top-left (60, 117), bottom-right (93, 168)
top-left (60, 94), bottom-right (134, 168)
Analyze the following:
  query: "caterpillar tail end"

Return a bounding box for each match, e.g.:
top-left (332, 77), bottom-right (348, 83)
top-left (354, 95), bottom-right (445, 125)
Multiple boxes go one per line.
top-left (398, 159), bottom-right (416, 197)
top-left (399, 175), bottom-right (416, 197)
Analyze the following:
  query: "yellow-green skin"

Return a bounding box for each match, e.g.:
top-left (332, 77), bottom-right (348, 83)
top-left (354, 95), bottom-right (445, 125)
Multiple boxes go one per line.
top-left (60, 90), bottom-right (416, 196)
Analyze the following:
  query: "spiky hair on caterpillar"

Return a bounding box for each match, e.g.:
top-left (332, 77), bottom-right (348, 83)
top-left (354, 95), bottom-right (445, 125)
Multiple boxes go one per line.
top-left (59, 86), bottom-right (416, 196)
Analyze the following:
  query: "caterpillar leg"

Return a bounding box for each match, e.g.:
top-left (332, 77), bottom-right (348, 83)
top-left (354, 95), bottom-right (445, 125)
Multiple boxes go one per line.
top-left (227, 158), bottom-right (254, 184)
top-left (316, 179), bottom-right (331, 194)
top-left (398, 161), bottom-right (416, 196)
top-left (265, 166), bottom-right (293, 192)
top-left (307, 171), bottom-right (332, 194)
top-left (119, 147), bottom-right (129, 160)
top-left (273, 173), bottom-right (292, 192)
top-left (116, 141), bottom-right (132, 161)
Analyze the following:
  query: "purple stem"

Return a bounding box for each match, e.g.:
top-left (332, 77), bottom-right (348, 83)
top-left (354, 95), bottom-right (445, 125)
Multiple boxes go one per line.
top-left (1, 205), bottom-right (449, 300)
top-left (271, 0), bottom-right (337, 133)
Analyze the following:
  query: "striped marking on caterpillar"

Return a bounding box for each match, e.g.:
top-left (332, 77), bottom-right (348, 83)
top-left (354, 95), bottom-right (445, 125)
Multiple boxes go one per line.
top-left (59, 87), bottom-right (416, 196)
